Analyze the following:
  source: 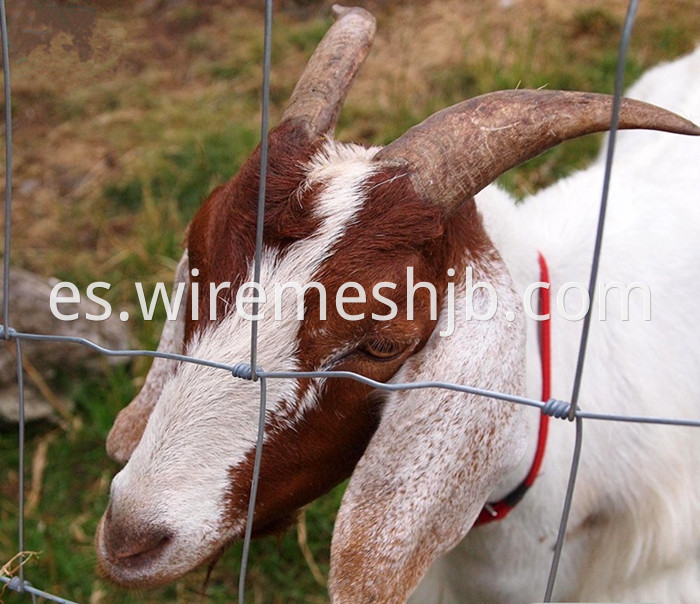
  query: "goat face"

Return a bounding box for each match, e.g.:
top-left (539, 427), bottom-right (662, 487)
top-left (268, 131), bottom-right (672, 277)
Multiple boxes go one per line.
top-left (96, 6), bottom-right (700, 596)
top-left (96, 116), bottom-right (516, 588)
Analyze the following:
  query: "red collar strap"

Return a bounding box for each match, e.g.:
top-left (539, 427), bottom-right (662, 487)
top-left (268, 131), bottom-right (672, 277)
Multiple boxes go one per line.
top-left (474, 252), bottom-right (551, 526)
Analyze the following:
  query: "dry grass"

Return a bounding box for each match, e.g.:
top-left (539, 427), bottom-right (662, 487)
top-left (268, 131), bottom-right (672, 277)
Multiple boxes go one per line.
top-left (4, 0), bottom-right (699, 282)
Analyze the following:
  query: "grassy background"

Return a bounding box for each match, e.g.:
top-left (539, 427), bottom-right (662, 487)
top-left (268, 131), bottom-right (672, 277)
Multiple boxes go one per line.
top-left (1, 0), bottom-right (698, 602)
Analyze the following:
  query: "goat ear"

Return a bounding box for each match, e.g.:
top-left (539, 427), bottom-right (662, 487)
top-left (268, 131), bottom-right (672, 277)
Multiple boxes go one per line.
top-left (106, 251), bottom-right (189, 463)
top-left (329, 274), bottom-right (528, 602)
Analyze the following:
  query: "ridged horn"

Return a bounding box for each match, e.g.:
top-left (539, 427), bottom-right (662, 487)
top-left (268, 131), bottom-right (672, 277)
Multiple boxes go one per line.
top-left (281, 5), bottom-right (376, 138)
top-left (374, 89), bottom-right (700, 212)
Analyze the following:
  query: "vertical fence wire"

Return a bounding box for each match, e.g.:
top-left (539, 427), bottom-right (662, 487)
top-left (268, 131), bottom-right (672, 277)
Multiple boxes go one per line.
top-left (238, 377), bottom-right (268, 604)
top-left (238, 0), bottom-right (274, 601)
top-left (15, 337), bottom-right (26, 591)
top-left (249, 0), bottom-right (273, 380)
top-left (0, 0), bottom-right (23, 596)
top-left (0, 0), bottom-right (10, 336)
top-left (543, 1), bottom-right (639, 598)
top-left (567, 0), bottom-right (639, 422)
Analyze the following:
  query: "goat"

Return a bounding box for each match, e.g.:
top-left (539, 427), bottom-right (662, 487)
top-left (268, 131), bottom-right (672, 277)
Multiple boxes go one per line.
top-left (95, 6), bottom-right (700, 603)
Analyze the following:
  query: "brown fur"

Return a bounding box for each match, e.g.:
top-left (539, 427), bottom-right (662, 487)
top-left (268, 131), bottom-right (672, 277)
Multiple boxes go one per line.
top-left (213, 162), bottom-right (494, 536)
top-left (185, 120), bottom-right (325, 344)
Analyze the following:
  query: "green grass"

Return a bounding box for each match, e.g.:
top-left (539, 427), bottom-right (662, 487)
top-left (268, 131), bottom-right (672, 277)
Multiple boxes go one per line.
top-left (1, 1), bottom-right (698, 602)
top-left (103, 126), bottom-right (258, 217)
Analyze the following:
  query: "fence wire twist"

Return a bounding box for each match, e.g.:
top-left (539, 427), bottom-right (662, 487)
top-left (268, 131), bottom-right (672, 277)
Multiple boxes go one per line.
top-left (1, 0), bottom-right (699, 602)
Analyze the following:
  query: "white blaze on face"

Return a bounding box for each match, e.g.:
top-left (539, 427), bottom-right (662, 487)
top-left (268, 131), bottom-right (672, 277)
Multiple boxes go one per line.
top-left (106, 141), bottom-right (380, 572)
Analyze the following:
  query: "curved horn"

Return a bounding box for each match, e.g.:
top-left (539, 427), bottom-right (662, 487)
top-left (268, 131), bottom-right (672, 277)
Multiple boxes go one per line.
top-left (374, 89), bottom-right (700, 212)
top-left (281, 5), bottom-right (376, 138)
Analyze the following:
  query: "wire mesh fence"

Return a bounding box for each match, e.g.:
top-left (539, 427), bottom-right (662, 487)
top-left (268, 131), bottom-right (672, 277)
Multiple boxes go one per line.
top-left (1, 0), bottom-right (699, 602)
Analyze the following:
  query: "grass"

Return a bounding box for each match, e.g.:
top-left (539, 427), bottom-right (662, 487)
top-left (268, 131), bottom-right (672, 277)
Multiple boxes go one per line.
top-left (102, 125), bottom-right (258, 217)
top-left (1, 0), bottom-right (698, 602)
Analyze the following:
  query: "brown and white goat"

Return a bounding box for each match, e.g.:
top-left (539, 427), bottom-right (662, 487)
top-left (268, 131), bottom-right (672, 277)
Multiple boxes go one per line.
top-left (96, 6), bottom-right (700, 603)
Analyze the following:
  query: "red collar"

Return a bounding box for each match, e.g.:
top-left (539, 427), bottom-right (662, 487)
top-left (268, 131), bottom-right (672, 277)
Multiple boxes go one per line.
top-left (474, 252), bottom-right (551, 526)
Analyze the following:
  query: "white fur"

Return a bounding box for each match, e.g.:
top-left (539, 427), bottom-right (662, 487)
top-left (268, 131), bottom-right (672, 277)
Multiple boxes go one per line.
top-left (407, 47), bottom-right (700, 603)
top-left (330, 260), bottom-right (528, 602)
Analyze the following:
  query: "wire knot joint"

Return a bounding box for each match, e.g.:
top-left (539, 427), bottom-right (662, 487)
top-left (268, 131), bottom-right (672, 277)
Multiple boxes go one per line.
top-left (0, 324), bottom-right (17, 340)
top-left (542, 398), bottom-right (575, 420)
top-left (231, 362), bottom-right (258, 381)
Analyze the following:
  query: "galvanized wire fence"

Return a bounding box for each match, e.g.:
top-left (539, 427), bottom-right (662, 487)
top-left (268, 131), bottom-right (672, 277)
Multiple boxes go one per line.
top-left (1, 0), bottom-right (699, 602)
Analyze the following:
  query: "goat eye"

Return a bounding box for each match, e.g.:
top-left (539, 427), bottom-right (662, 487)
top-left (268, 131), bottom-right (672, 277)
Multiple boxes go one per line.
top-left (361, 339), bottom-right (406, 361)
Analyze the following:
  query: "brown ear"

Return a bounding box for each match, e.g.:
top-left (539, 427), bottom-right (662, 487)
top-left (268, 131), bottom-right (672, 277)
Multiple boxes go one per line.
top-left (329, 280), bottom-right (528, 602)
top-left (106, 252), bottom-right (189, 463)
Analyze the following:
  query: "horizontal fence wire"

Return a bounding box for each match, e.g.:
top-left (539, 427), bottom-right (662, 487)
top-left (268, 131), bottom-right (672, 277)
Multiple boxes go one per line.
top-left (1, 575), bottom-right (78, 604)
top-left (3, 329), bottom-right (700, 430)
top-left (1, 0), bottom-right (699, 602)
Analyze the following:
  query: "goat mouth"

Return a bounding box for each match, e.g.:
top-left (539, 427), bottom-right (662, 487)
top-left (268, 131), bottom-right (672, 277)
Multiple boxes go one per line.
top-left (96, 513), bottom-right (239, 589)
top-left (110, 534), bottom-right (171, 570)
top-left (96, 516), bottom-right (184, 588)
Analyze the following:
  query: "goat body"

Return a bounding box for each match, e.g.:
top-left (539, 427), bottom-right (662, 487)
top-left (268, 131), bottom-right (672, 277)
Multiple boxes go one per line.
top-left (409, 46), bottom-right (700, 603)
top-left (96, 7), bottom-right (700, 603)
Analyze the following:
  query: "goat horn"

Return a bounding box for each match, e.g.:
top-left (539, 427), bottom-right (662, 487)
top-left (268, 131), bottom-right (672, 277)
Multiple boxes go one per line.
top-left (374, 89), bottom-right (700, 212)
top-left (281, 5), bottom-right (376, 138)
